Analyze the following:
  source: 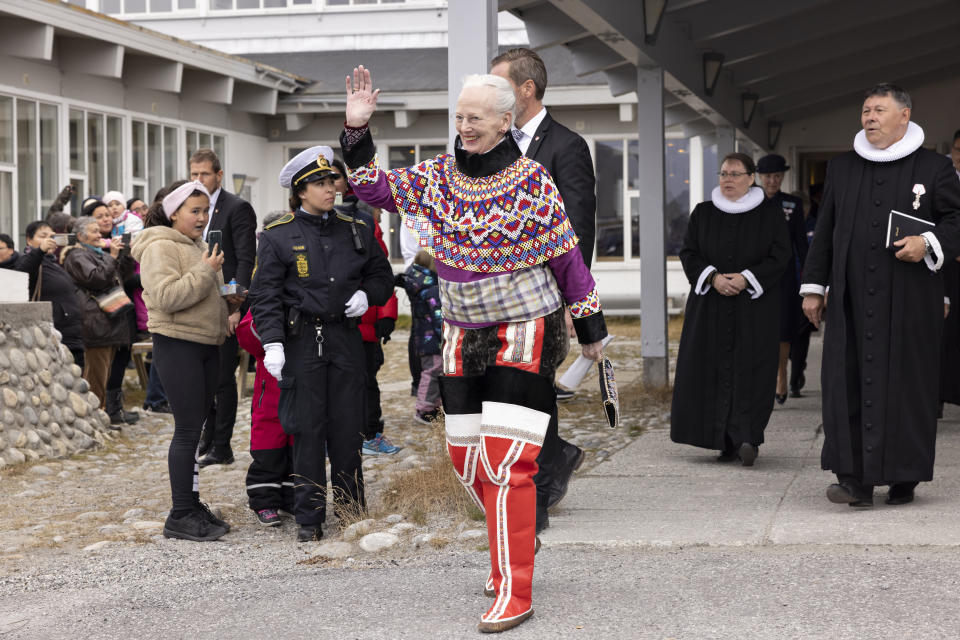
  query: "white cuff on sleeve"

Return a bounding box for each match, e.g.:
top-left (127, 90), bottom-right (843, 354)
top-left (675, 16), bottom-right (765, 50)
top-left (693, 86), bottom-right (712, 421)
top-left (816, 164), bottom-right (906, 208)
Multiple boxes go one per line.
top-left (946, 296), bottom-right (951, 305)
top-left (800, 283), bottom-right (826, 297)
top-left (741, 269), bottom-right (763, 300)
top-left (921, 231), bottom-right (944, 272)
top-left (695, 266), bottom-right (717, 295)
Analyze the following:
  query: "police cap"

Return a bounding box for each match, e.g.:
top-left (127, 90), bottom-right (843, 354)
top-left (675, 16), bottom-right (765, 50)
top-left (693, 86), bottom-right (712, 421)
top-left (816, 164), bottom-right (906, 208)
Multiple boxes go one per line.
top-left (279, 145), bottom-right (339, 189)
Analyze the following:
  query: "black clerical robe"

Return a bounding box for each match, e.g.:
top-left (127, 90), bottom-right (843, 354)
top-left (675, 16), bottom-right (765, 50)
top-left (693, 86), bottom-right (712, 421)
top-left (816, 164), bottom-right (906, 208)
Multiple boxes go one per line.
top-left (802, 148), bottom-right (960, 484)
top-left (770, 191), bottom-right (808, 342)
top-left (671, 199), bottom-right (791, 450)
top-left (940, 263), bottom-right (960, 406)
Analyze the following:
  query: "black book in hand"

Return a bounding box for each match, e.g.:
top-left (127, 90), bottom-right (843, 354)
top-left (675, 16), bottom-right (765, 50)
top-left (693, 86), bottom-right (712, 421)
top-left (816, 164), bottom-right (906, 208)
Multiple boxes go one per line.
top-left (886, 210), bottom-right (934, 250)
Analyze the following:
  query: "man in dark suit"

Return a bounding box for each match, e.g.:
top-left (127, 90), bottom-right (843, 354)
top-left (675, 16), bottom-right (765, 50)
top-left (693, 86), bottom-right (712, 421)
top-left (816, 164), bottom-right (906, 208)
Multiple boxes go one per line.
top-left (190, 148), bottom-right (258, 466)
top-left (491, 47), bottom-right (597, 532)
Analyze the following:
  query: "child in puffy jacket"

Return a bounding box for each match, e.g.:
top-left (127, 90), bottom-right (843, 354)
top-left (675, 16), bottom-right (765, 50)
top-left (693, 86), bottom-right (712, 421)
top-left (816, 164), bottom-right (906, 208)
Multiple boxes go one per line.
top-left (395, 250), bottom-right (443, 424)
top-left (236, 309), bottom-right (294, 527)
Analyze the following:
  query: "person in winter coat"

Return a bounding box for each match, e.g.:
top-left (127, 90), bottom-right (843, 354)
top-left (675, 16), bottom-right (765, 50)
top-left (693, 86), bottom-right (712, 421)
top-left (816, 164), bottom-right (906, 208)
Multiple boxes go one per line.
top-left (395, 250), bottom-right (444, 423)
top-left (236, 308), bottom-right (293, 527)
top-left (132, 179), bottom-right (240, 542)
top-left (62, 215), bottom-right (134, 413)
top-left (16, 221), bottom-right (85, 366)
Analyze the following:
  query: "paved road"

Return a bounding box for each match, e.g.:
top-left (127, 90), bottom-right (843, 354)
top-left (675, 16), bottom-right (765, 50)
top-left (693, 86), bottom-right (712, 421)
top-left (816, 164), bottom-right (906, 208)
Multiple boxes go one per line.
top-left (5, 336), bottom-right (960, 639)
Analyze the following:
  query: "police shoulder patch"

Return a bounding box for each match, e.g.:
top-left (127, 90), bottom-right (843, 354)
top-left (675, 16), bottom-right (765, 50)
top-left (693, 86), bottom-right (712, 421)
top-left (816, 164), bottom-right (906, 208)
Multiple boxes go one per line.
top-left (335, 212), bottom-right (367, 226)
top-left (265, 212), bottom-right (295, 230)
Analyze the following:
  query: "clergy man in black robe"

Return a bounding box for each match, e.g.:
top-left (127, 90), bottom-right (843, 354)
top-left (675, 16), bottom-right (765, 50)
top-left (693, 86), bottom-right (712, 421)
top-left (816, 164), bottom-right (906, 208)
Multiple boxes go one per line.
top-left (671, 153), bottom-right (790, 466)
top-left (801, 84), bottom-right (960, 508)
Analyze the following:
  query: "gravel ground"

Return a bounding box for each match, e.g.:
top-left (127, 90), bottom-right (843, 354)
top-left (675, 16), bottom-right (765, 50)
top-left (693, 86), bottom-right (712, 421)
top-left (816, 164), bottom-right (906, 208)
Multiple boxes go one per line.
top-left (0, 322), bottom-right (659, 578)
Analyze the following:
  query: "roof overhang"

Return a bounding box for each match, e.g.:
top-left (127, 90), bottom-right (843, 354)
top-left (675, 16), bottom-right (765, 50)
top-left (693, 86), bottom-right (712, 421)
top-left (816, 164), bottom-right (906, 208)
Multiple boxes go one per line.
top-left (501, 0), bottom-right (960, 149)
top-left (0, 0), bottom-right (312, 114)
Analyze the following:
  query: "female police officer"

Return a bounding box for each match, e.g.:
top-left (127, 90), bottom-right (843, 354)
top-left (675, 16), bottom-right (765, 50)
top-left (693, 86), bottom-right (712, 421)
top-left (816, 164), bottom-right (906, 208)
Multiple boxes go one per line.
top-left (249, 146), bottom-right (393, 542)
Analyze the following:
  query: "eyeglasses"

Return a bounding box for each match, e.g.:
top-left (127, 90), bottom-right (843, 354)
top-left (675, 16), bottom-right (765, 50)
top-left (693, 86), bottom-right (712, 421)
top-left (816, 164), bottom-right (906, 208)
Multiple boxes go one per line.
top-left (718, 171), bottom-right (752, 179)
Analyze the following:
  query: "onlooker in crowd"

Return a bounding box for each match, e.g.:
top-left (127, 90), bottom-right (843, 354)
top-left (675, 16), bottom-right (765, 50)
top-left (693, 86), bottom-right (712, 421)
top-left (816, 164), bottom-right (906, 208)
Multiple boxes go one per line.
top-left (237, 306), bottom-right (294, 527)
top-left (342, 67), bottom-right (606, 632)
top-left (133, 179), bottom-right (238, 542)
top-left (83, 198), bottom-right (140, 425)
top-left (104, 190), bottom-right (144, 234)
top-left (237, 211), bottom-right (293, 526)
top-left (491, 47), bottom-right (597, 532)
top-left (400, 225), bottom-right (422, 396)
top-left (62, 215), bottom-right (133, 418)
top-left (801, 84), bottom-right (960, 507)
top-left (671, 153), bottom-right (790, 466)
top-left (16, 221), bottom-right (85, 366)
top-left (0, 234), bottom-right (18, 269)
top-left (249, 145), bottom-right (394, 543)
top-left (189, 148), bottom-right (257, 468)
top-left (126, 197), bottom-right (149, 220)
top-left (331, 159), bottom-right (402, 455)
top-left (141, 185), bottom-right (177, 415)
top-left (395, 250), bottom-right (443, 424)
top-left (756, 154), bottom-right (807, 404)
top-left (940, 133), bottom-right (960, 418)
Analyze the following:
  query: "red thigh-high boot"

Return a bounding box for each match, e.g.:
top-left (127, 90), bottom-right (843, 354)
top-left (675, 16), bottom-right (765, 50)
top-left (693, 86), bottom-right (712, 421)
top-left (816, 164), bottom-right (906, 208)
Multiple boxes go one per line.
top-left (476, 367), bottom-right (554, 633)
top-left (438, 374), bottom-right (489, 592)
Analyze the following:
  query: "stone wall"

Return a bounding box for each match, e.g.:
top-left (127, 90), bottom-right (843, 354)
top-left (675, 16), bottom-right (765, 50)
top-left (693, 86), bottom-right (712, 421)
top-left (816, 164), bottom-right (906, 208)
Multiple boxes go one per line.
top-left (0, 303), bottom-right (113, 468)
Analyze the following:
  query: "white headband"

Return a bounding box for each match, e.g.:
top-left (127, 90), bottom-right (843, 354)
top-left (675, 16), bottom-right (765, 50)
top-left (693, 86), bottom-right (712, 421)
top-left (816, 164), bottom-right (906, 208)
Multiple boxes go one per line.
top-left (161, 181), bottom-right (211, 219)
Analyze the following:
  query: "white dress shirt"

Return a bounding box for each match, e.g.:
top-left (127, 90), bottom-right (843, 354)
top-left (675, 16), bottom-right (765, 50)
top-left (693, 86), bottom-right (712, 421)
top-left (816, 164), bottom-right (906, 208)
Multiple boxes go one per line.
top-left (512, 107), bottom-right (548, 156)
top-left (202, 187), bottom-right (222, 241)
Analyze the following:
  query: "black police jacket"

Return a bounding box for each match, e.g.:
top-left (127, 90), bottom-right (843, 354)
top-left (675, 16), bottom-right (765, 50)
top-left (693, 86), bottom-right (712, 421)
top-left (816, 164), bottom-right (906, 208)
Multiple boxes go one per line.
top-left (249, 208), bottom-right (394, 345)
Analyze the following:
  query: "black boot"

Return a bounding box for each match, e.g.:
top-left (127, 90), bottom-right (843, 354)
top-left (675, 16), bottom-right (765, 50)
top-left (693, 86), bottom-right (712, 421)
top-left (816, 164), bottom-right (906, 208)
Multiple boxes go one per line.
top-left (105, 388), bottom-right (139, 426)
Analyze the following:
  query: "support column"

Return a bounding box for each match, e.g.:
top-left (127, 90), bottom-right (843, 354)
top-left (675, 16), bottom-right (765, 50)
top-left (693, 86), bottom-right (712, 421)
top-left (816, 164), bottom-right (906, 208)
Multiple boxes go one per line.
top-left (447, 0), bottom-right (498, 152)
top-left (636, 66), bottom-right (668, 387)
top-left (715, 125), bottom-right (735, 164)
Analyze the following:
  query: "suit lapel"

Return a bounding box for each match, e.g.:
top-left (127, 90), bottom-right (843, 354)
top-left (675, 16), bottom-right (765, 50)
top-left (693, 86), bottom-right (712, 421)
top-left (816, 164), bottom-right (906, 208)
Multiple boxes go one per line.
top-left (524, 113), bottom-right (551, 159)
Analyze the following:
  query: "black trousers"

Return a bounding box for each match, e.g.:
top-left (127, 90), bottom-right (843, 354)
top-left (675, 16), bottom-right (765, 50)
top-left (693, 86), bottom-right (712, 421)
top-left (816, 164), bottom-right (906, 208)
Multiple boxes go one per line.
top-left (107, 343), bottom-right (130, 390)
top-left (204, 334), bottom-right (240, 454)
top-left (408, 321), bottom-right (422, 394)
top-left (363, 340), bottom-right (384, 440)
top-left (278, 321), bottom-right (367, 526)
top-left (152, 334), bottom-right (219, 513)
top-left (246, 446), bottom-right (295, 512)
top-left (790, 323), bottom-right (813, 389)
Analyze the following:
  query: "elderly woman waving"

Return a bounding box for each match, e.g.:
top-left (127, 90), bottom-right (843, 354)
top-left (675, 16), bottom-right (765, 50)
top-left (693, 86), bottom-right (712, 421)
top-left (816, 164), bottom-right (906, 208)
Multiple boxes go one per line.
top-left (340, 66), bottom-right (606, 633)
top-left (671, 153), bottom-right (791, 467)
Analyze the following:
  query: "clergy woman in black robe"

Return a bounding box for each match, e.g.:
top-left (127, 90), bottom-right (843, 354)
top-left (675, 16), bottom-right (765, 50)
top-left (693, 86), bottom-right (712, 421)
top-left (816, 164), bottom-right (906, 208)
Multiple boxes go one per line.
top-left (671, 153), bottom-right (791, 466)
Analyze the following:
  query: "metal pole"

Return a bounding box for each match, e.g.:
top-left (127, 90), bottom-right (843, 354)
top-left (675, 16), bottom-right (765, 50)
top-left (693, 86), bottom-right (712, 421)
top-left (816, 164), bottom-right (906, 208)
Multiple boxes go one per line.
top-left (636, 65), bottom-right (669, 387)
top-left (446, 0), bottom-right (498, 152)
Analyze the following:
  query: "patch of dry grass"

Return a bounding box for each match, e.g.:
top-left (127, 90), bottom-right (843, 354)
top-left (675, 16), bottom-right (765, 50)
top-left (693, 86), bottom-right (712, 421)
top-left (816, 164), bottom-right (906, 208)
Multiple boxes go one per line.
top-left (380, 418), bottom-right (480, 523)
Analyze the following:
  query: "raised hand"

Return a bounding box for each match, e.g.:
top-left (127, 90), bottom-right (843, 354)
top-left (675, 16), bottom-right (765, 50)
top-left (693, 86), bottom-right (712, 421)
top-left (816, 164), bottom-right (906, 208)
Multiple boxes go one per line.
top-left (345, 65), bottom-right (380, 127)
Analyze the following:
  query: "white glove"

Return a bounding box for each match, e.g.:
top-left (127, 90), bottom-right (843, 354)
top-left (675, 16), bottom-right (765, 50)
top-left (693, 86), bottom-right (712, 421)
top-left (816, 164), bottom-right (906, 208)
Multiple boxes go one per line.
top-left (263, 343), bottom-right (285, 381)
top-left (344, 289), bottom-right (369, 317)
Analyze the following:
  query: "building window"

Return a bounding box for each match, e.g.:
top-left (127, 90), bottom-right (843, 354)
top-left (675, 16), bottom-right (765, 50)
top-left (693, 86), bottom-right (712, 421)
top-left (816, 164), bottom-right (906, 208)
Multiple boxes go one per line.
top-left (69, 108), bottom-right (122, 212)
top-left (9, 99), bottom-right (59, 244)
top-left (384, 143), bottom-right (444, 263)
top-left (185, 129), bottom-right (226, 173)
top-left (594, 139), bottom-right (624, 261)
top-left (132, 119), bottom-right (179, 201)
top-left (664, 137), bottom-right (691, 257)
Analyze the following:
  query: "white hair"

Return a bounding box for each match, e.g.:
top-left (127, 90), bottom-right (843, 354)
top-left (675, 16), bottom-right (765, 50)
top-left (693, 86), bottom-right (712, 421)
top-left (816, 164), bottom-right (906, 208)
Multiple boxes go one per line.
top-left (460, 74), bottom-right (516, 121)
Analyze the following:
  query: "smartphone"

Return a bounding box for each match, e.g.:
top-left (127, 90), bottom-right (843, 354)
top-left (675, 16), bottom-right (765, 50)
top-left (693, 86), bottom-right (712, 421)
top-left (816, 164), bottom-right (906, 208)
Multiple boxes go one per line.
top-left (53, 233), bottom-right (77, 247)
top-left (207, 229), bottom-right (222, 256)
top-left (122, 232), bottom-right (131, 245)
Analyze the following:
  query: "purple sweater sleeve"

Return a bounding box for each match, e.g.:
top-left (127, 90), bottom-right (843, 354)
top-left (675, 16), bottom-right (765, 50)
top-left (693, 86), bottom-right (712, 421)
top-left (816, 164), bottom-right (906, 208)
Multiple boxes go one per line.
top-left (547, 245), bottom-right (595, 304)
top-left (350, 171), bottom-right (398, 214)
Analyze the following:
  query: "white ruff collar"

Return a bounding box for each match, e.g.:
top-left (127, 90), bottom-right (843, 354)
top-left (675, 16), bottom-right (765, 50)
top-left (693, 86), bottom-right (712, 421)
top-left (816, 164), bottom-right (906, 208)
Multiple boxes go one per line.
top-left (854, 121), bottom-right (924, 162)
top-left (711, 186), bottom-right (764, 214)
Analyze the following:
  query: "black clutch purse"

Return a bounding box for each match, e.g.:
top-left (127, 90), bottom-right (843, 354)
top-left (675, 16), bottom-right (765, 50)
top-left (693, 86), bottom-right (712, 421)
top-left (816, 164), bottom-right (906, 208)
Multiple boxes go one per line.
top-left (598, 355), bottom-right (619, 428)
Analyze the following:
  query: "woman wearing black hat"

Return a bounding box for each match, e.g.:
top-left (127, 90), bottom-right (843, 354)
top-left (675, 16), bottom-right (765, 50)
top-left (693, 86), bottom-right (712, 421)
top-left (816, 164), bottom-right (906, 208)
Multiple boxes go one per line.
top-left (756, 154), bottom-right (809, 404)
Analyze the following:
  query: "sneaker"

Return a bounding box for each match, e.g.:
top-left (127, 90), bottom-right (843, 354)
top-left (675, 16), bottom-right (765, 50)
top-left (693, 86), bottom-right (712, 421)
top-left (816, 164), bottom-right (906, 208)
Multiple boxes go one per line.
top-left (163, 509), bottom-right (228, 542)
top-left (413, 409), bottom-right (440, 425)
top-left (555, 385), bottom-right (575, 401)
top-left (195, 501), bottom-right (231, 532)
top-left (255, 508), bottom-right (282, 527)
top-left (143, 401), bottom-right (173, 414)
top-left (362, 432), bottom-right (402, 455)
